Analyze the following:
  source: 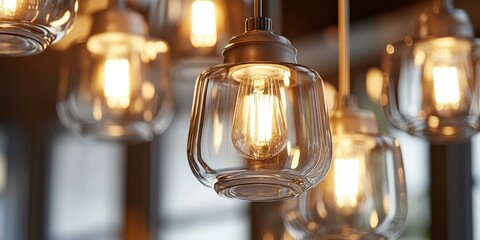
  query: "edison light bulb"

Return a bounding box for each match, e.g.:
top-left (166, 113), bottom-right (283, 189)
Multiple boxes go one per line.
top-left (414, 37), bottom-right (472, 116)
top-left (190, 0), bottom-right (217, 47)
top-left (0, 0), bottom-right (17, 15)
top-left (231, 64), bottom-right (290, 159)
top-left (330, 137), bottom-right (366, 214)
top-left (103, 57), bottom-right (131, 109)
top-left (334, 157), bottom-right (361, 209)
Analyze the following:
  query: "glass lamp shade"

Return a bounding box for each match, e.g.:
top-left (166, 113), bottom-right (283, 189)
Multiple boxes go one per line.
top-left (0, 0), bottom-right (77, 56)
top-left (382, 36), bottom-right (480, 142)
top-left (57, 7), bottom-right (174, 142)
top-left (187, 16), bottom-right (333, 201)
top-left (283, 101), bottom-right (408, 239)
top-left (382, 4), bottom-right (480, 143)
top-left (188, 62), bottom-right (332, 201)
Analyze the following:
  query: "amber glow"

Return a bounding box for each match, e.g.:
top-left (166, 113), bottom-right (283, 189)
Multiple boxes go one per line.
top-left (103, 58), bottom-right (131, 109)
top-left (190, 0), bottom-right (217, 47)
top-left (414, 37), bottom-right (472, 115)
top-left (325, 136), bottom-right (370, 214)
top-left (334, 157), bottom-right (360, 208)
top-left (0, 0), bottom-right (17, 15)
top-left (242, 79), bottom-right (281, 147)
top-left (231, 64), bottom-right (289, 159)
top-left (432, 66), bottom-right (461, 111)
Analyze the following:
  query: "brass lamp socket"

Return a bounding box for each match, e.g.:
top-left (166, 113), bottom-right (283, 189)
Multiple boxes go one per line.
top-left (90, 6), bottom-right (148, 39)
top-left (415, 6), bottom-right (474, 39)
top-left (223, 17), bottom-right (297, 63)
top-left (330, 95), bottom-right (379, 136)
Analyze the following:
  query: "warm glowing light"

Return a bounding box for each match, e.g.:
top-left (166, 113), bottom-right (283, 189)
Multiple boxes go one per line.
top-left (141, 82), bottom-right (155, 100)
top-left (432, 66), bottom-right (461, 111)
top-left (0, 0), bottom-right (17, 15)
top-left (386, 44), bottom-right (395, 54)
top-left (334, 157), bottom-right (360, 208)
top-left (231, 64), bottom-right (289, 159)
top-left (324, 82), bottom-right (337, 112)
top-left (366, 67), bottom-right (384, 104)
top-left (104, 58), bottom-right (131, 109)
top-left (370, 210), bottom-right (379, 228)
top-left (190, 0), bottom-right (217, 47)
top-left (244, 80), bottom-right (279, 145)
top-left (414, 37), bottom-right (472, 116)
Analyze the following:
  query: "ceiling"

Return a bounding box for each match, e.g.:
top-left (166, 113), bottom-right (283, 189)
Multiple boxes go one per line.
top-left (281, 0), bottom-right (426, 38)
top-left (0, 0), bottom-right (475, 124)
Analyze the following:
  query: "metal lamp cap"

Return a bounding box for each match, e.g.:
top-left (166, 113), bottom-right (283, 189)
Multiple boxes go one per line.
top-left (222, 17), bottom-right (297, 63)
top-left (90, 6), bottom-right (148, 38)
top-left (415, 7), bottom-right (474, 39)
top-left (330, 95), bottom-right (379, 135)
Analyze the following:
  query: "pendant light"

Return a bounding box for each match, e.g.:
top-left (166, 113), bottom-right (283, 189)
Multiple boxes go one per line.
top-left (382, 0), bottom-right (480, 142)
top-left (187, 0), bottom-right (332, 201)
top-left (0, 0), bottom-right (77, 56)
top-left (57, 0), bottom-right (174, 142)
top-left (283, 0), bottom-right (407, 238)
top-left (149, 0), bottom-right (234, 62)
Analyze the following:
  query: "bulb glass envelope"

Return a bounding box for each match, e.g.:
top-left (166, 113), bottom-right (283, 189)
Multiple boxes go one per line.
top-left (0, 0), bottom-right (77, 56)
top-left (283, 100), bottom-right (407, 239)
top-left (57, 7), bottom-right (174, 142)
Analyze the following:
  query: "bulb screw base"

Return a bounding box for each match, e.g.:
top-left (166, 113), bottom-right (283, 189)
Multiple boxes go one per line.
top-left (330, 95), bottom-right (379, 135)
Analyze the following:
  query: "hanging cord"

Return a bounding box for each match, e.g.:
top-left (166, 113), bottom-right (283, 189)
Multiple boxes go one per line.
top-left (254, 0), bottom-right (262, 18)
top-left (338, 0), bottom-right (350, 98)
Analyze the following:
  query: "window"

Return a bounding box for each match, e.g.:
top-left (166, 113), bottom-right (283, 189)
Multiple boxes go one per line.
top-left (48, 130), bottom-right (125, 240)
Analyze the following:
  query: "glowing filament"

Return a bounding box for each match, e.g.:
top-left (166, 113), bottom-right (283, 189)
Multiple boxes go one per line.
top-left (433, 66), bottom-right (461, 111)
top-left (231, 66), bottom-right (289, 160)
top-left (334, 158), bottom-right (360, 208)
top-left (104, 59), bottom-right (131, 109)
top-left (190, 0), bottom-right (217, 47)
top-left (0, 0), bottom-right (17, 15)
top-left (243, 77), bottom-right (280, 147)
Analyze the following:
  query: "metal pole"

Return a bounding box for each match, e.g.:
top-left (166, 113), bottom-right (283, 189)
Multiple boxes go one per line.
top-left (254, 0), bottom-right (262, 18)
top-left (338, 0), bottom-right (350, 98)
top-left (430, 142), bottom-right (473, 240)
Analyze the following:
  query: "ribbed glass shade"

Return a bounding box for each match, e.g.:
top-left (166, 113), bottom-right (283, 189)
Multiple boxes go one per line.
top-left (382, 36), bottom-right (480, 142)
top-left (283, 132), bottom-right (407, 239)
top-left (57, 39), bottom-right (174, 142)
top-left (0, 0), bottom-right (77, 56)
top-left (187, 62), bottom-right (332, 201)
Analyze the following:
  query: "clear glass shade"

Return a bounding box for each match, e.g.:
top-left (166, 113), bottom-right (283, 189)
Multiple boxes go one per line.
top-left (187, 62), bottom-right (332, 201)
top-left (283, 133), bottom-right (407, 239)
top-left (382, 36), bottom-right (480, 142)
top-left (57, 38), bottom-right (174, 142)
top-left (0, 0), bottom-right (77, 56)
